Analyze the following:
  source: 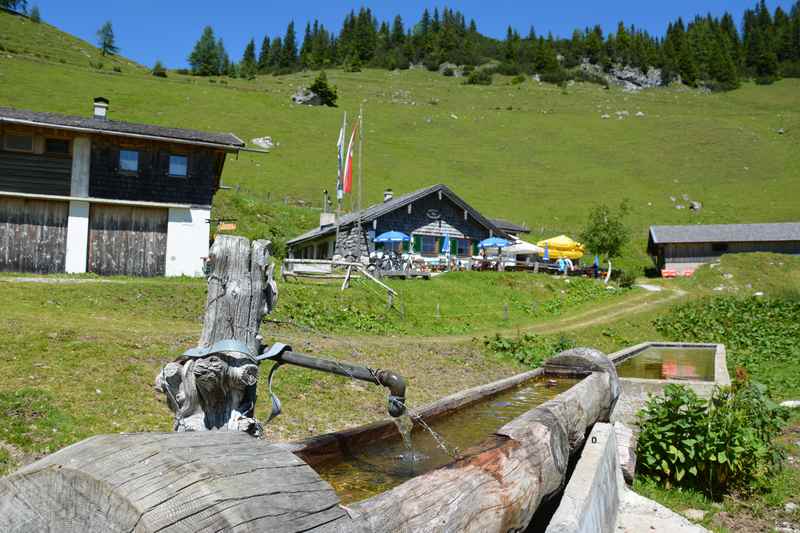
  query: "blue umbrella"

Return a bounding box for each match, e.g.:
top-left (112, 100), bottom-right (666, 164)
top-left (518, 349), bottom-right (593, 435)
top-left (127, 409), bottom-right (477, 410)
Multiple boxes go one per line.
top-left (543, 242), bottom-right (549, 261)
top-left (374, 231), bottom-right (410, 243)
top-left (441, 235), bottom-right (451, 254)
top-left (478, 237), bottom-right (510, 249)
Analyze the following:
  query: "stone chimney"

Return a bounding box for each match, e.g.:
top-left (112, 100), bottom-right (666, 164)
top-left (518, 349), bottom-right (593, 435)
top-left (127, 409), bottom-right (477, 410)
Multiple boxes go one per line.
top-left (93, 97), bottom-right (109, 120)
top-left (383, 189), bottom-right (394, 203)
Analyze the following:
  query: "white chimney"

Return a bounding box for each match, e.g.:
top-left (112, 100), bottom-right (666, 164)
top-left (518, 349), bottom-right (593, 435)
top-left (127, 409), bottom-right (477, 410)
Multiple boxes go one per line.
top-left (93, 97), bottom-right (109, 120)
top-left (319, 212), bottom-right (336, 228)
top-left (383, 189), bottom-right (394, 203)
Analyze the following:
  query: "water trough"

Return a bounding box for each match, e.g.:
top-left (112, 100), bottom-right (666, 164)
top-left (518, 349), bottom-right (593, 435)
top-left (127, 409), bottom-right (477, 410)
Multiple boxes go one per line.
top-left (608, 342), bottom-right (730, 424)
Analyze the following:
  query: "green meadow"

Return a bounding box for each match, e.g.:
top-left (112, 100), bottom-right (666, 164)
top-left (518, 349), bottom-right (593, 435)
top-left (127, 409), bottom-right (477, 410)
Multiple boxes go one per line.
top-left (2, 10), bottom-right (800, 271)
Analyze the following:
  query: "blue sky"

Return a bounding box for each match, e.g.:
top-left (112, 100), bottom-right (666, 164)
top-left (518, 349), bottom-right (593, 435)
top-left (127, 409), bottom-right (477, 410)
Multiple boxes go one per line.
top-left (32, 1), bottom-right (796, 68)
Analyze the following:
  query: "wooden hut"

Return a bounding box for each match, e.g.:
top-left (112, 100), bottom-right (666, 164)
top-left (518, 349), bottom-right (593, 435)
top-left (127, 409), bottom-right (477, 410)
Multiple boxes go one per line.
top-left (648, 222), bottom-right (800, 274)
top-left (0, 98), bottom-right (245, 276)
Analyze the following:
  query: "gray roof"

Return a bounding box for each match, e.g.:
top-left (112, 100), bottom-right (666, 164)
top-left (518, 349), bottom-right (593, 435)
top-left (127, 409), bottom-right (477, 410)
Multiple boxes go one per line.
top-left (0, 106), bottom-right (245, 149)
top-left (287, 184), bottom-right (504, 246)
top-left (649, 223), bottom-right (800, 245)
top-left (490, 218), bottom-right (530, 234)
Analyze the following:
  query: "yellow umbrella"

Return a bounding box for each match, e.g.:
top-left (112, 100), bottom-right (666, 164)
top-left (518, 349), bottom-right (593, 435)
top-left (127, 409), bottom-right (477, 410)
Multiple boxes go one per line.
top-left (536, 235), bottom-right (585, 259)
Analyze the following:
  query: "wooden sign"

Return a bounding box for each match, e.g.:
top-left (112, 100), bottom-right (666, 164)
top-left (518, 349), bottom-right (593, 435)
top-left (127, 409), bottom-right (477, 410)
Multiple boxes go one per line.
top-left (217, 223), bottom-right (237, 231)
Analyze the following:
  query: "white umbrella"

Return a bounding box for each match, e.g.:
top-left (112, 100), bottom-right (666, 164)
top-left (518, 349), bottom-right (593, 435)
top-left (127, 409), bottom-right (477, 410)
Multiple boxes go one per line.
top-left (503, 239), bottom-right (544, 255)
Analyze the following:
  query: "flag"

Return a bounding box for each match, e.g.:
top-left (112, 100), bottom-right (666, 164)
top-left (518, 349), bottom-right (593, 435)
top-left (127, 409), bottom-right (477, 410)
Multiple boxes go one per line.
top-left (343, 120), bottom-right (358, 194)
top-left (336, 114), bottom-right (346, 201)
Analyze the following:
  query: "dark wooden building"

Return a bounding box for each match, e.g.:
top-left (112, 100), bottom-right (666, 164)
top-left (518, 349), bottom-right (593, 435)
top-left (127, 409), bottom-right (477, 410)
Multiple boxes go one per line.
top-left (648, 222), bottom-right (800, 274)
top-left (287, 184), bottom-right (512, 261)
top-left (0, 98), bottom-right (244, 276)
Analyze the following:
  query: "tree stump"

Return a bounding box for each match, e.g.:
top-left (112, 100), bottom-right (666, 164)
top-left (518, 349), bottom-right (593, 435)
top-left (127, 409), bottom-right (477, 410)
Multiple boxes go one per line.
top-left (154, 236), bottom-right (277, 434)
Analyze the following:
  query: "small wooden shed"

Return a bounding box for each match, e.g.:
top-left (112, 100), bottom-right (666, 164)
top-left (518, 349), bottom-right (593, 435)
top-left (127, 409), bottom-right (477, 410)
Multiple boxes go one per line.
top-left (648, 222), bottom-right (800, 274)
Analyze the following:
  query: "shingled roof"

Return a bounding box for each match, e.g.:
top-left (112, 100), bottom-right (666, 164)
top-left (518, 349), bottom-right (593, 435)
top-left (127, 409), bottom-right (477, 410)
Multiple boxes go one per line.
top-left (649, 223), bottom-right (800, 245)
top-left (287, 184), bottom-right (505, 246)
top-left (0, 106), bottom-right (245, 150)
top-left (490, 218), bottom-right (530, 234)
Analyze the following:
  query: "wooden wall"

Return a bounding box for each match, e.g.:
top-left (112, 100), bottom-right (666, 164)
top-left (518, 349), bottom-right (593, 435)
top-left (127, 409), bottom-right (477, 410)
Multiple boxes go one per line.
top-left (89, 138), bottom-right (223, 206)
top-left (0, 151), bottom-right (72, 195)
top-left (0, 197), bottom-right (68, 273)
top-left (88, 204), bottom-right (168, 276)
top-left (655, 240), bottom-right (800, 269)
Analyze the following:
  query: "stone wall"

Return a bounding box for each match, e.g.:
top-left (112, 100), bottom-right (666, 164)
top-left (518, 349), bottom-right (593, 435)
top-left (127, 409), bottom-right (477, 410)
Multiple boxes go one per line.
top-left (334, 224), bottom-right (370, 261)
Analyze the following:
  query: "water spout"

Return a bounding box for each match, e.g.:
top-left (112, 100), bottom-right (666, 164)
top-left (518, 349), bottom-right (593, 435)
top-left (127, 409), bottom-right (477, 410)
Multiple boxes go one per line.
top-left (273, 350), bottom-right (407, 418)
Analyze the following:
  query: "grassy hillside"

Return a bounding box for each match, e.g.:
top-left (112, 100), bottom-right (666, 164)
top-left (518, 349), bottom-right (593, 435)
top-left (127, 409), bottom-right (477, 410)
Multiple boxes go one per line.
top-left (0, 10), bottom-right (143, 73)
top-left (2, 10), bottom-right (799, 270)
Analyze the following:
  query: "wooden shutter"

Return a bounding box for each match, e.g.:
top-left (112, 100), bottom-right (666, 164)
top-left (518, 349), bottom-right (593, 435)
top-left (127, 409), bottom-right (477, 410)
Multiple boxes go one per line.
top-left (413, 235), bottom-right (422, 253)
top-left (472, 240), bottom-right (479, 256)
top-left (402, 240), bottom-right (410, 252)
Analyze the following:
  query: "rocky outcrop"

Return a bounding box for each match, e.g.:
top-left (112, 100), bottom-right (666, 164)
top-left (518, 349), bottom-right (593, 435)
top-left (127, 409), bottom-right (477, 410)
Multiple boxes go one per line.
top-left (579, 60), bottom-right (663, 91)
top-left (291, 88), bottom-right (321, 106)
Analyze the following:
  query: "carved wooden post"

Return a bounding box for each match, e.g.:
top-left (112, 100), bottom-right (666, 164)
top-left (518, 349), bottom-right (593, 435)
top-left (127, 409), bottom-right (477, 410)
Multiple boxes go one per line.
top-left (155, 236), bottom-right (277, 435)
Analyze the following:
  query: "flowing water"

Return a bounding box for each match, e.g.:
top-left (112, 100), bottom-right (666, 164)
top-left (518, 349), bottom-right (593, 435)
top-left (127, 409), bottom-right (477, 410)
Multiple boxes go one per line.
top-left (313, 376), bottom-right (579, 504)
top-left (615, 346), bottom-right (716, 381)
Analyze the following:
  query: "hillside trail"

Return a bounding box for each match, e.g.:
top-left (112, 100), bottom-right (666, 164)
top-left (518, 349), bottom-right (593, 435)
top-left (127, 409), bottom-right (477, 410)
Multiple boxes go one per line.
top-left (282, 286), bottom-right (688, 351)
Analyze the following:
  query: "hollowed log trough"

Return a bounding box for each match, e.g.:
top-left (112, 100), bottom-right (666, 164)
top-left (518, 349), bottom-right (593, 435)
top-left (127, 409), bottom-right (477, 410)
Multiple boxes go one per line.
top-left (0, 349), bottom-right (619, 532)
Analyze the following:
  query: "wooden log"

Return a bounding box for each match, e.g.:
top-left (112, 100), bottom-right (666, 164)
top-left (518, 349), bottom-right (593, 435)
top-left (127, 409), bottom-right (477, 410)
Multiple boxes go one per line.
top-left (0, 432), bottom-right (348, 533)
top-left (346, 372), bottom-right (615, 532)
top-left (344, 349), bottom-right (621, 533)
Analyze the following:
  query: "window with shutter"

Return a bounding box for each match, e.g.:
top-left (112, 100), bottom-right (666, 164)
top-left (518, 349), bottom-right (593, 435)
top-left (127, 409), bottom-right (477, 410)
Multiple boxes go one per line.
top-left (413, 235), bottom-right (422, 254)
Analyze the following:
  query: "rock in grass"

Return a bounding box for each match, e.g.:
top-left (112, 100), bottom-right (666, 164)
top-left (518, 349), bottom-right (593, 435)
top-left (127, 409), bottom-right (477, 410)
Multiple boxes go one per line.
top-left (781, 400), bottom-right (800, 408)
top-left (681, 509), bottom-right (706, 522)
top-left (785, 502), bottom-right (798, 513)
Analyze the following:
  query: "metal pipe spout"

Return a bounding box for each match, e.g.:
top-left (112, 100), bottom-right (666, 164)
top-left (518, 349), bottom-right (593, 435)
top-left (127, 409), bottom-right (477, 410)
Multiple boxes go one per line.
top-left (276, 350), bottom-right (407, 417)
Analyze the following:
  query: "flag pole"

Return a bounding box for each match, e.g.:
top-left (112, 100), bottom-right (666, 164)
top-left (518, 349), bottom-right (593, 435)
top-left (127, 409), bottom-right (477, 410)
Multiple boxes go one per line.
top-left (358, 105), bottom-right (364, 217)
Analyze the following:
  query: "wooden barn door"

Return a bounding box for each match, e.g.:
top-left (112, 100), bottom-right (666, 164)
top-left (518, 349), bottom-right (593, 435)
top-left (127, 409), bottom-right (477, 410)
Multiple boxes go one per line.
top-left (0, 197), bottom-right (68, 274)
top-left (88, 204), bottom-right (168, 276)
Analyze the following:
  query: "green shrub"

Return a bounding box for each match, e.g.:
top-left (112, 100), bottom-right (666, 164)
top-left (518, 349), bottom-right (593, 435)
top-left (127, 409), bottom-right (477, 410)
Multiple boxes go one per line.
top-left (484, 333), bottom-right (575, 367)
top-left (343, 55), bottom-right (362, 73)
top-left (779, 61), bottom-right (800, 78)
top-left (465, 68), bottom-right (492, 86)
top-left (511, 74), bottom-right (526, 85)
top-left (152, 60), bottom-right (167, 78)
top-left (636, 379), bottom-right (787, 498)
top-left (442, 67), bottom-right (455, 77)
top-left (112, 65), bottom-right (122, 73)
top-left (308, 70), bottom-right (338, 107)
top-left (496, 62), bottom-right (521, 76)
top-left (539, 68), bottom-right (570, 86)
top-left (461, 65), bottom-right (474, 75)
top-left (89, 60), bottom-right (103, 70)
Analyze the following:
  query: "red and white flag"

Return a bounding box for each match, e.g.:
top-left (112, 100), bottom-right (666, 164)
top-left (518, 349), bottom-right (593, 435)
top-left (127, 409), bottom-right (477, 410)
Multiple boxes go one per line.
top-left (342, 121), bottom-right (358, 194)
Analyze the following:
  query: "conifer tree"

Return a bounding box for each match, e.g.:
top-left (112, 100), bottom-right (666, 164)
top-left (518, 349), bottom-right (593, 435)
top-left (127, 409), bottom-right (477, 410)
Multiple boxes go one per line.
top-left (258, 36), bottom-right (270, 73)
top-left (29, 4), bottom-right (40, 23)
top-left (300, 22), bottom-right (313, 68)
top-left (189, 26), bottom-right (220, 76)
top-left (97, 21), bottom-right (118, 56)
top-left (282, 21), bottom-right (297, 69)
top-left (267, 37), bottom-right (283, 71)
top-left (240, 38), bottom-right (257, 79)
